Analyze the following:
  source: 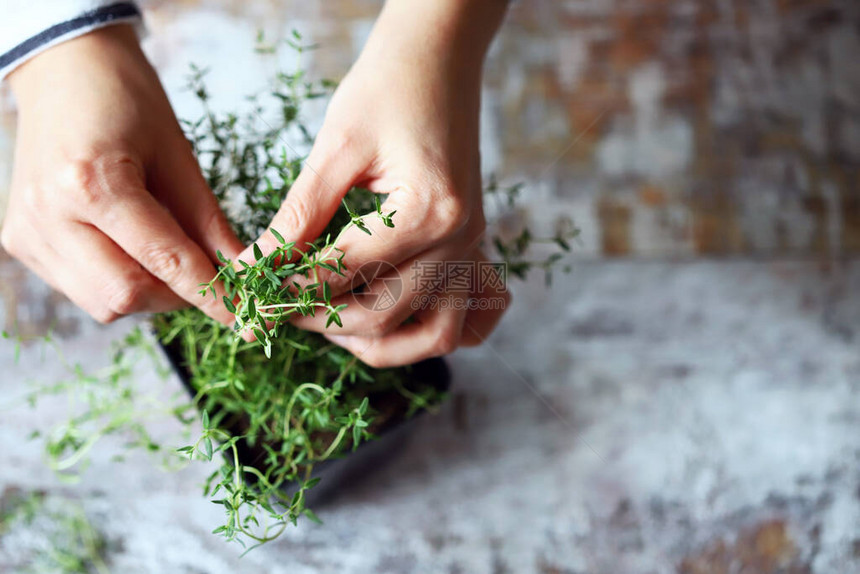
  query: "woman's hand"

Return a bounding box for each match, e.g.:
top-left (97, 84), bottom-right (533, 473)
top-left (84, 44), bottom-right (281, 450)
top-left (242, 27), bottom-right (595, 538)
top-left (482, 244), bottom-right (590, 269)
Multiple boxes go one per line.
top-left (1, 25), bottom-right (243, 325)
top-left (241, 0), bottom-right (510, 367)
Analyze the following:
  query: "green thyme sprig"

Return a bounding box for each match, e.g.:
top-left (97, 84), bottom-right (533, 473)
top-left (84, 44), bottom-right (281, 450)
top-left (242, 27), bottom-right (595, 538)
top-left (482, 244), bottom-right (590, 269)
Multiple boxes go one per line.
top-left (0, 490), bottom-right (110, 574)
top-left (18, 31), bottom-right (578, 554)
top-left (484, 174), bottom-right (580, 285)
top-left (197, 197), bottom-right (395, 358)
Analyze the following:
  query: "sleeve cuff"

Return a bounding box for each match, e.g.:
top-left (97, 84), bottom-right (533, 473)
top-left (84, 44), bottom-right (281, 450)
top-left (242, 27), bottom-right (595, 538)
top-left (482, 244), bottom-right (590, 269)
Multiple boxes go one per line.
top-left (0, 2), bottom-right (144, 80)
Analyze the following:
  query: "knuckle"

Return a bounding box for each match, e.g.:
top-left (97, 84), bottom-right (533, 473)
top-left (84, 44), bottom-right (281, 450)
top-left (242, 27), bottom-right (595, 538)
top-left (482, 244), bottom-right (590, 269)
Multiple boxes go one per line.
top-left (0, 224), bottom-right (20, 256)
top-left (140, 244), bottom-right (183, 281)
top-left (332, 266), bottom-right (356, 289)
top-left (274, 197), bottom-right (311, 237)
top-left (365, 314), bottom-right (396, 338)
top-left (318, 128), bottom-right (355, 159)
top-left (105, 278), bottom-right (147, 315)
top-left (60, 160), bottom-right (105, 208)
top-left (18, 184), bottom-right (49, 217)
top-left (60, 159), bottom-right (98, 191)
top-left (433, 194), bottom-right (470, 237)
top-left (203, 207), bottom-right (233, 243)
top-left (92, 306), bottom-right (121, 324)
top-left (61, 152), bottom-right (142, 209)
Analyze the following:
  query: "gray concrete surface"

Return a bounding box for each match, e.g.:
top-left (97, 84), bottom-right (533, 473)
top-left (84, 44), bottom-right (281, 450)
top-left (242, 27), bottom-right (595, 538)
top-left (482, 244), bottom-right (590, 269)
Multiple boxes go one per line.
top-left (2, 1), bottom-right (859, 571)
top-left (1, 259), bottom-right (859, 573)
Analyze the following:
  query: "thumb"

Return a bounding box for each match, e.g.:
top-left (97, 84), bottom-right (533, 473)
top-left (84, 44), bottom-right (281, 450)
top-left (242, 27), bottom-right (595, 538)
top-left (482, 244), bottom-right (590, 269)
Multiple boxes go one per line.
top-left (239, 136), bottom-right (369, 263)
top-left (152, 140), bottom-right (245, 262)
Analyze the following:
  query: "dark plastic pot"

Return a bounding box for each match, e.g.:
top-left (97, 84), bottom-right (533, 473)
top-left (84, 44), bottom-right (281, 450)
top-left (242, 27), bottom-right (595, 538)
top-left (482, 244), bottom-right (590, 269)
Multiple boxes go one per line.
top-left (158, 337), bottom-right (451, 507)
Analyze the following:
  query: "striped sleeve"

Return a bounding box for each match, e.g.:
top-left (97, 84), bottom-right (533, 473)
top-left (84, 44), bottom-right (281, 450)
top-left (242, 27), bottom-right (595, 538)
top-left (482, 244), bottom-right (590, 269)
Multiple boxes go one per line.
top-left (0, 1), bottom-right (144, 80)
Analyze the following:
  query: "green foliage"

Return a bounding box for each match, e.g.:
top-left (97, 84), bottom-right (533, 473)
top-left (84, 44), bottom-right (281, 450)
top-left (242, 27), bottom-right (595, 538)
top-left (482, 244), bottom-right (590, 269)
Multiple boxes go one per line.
top-left (19, 33), bottom-right (577, 554)
top-left (199, 197), bottom-right (393, 358)
top-left (0, 490), bottom-right (109, 574)
top-left (484, 174), bottom-right (580, 286)
top-left (155, 47), bottom-right (419, 547)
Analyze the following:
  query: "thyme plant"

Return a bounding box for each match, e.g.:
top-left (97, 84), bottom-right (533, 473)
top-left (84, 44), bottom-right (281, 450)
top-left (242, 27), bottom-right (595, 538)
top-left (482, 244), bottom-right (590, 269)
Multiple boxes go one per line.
top-left (0, 489), bottom-right (110, 574)
top-left (18, 34), bottom-right (579, 552)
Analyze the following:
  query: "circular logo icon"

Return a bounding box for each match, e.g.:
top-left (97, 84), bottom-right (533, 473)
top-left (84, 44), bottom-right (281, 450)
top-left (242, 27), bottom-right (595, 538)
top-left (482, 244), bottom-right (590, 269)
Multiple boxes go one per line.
top-left (351, 260), bottom-right (403, 312)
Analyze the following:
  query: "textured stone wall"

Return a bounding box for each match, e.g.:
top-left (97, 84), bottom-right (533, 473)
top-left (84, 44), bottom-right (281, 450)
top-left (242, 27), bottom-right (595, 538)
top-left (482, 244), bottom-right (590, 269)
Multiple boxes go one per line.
top-left (486, 0), bottom-right (860, 257)
top-left (1, 0), bottom-right (858, 257)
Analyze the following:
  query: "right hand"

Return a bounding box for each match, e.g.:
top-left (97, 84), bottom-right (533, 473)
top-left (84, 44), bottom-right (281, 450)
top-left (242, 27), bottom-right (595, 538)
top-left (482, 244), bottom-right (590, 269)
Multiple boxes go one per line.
top-left (1, 25), bottom-right (243, 325)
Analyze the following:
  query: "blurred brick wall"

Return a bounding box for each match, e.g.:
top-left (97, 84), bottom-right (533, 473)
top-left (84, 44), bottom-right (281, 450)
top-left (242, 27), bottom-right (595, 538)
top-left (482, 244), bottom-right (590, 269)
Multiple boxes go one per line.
top-left (486, 0), bottom-right (860, 257)
top-left (2, 0), bottom-right (858, 257)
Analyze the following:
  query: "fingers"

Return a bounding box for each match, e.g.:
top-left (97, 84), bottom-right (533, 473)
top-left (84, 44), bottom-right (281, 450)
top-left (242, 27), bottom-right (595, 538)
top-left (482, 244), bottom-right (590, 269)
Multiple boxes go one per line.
top-left (3, 22), bottom-right (239, 326)
top-left (2, 214), bottom-right (187, 323)
top-left (325, 287), bottom-right (507, 368)
top-left (149, 140), bottom-right (245, 262)
top-left (293, 178), bottom-right (475, 299)
top-left (238, 132), bottom-right (372, 264)
top-left (290, 244), bottom-right (456, 336)
top-left (294, 245), bottom-right (509, 338)
top-left (71, 163), bottom-right (234, 325)
top-left (50, 223), bottom-right (187, 322)
top-left (325, 291), bottom-right (468, 369)
top-left (314, 248), bottom-right (510, 367)
top-left (460, 252), bottom-right (511, 347)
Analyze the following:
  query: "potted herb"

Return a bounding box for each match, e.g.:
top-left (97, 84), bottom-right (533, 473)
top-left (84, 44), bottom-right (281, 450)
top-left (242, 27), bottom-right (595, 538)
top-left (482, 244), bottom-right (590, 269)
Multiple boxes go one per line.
top-left (23, 37), bottom-right (577, 552)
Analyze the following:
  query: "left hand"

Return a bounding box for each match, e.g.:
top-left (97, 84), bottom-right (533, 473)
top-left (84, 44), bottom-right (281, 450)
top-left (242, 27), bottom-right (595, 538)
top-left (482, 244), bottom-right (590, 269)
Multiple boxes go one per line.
top-left (238, 0), bottom-right (510, 367)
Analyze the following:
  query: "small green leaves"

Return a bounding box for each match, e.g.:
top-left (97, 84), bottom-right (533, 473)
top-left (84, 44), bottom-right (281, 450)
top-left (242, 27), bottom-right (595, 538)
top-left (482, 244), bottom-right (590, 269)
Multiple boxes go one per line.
top-left (270, 228), bottom-right (286, 244)
top-left (197, 193), bottom-right (398, 360)
top-left (303, 508), bottom-right (322, 524)
top-left (316, 261), bottom-right (338, 273)
top-left (223, 296), bottom-right (237, 314)
top-left (176, 445), bottom-right (194, 458)
top-left (374, 195), bottom-right (396, 228)
top-left (381, 210), bottom-right (396, 228)
top-left (325, 312), bottom-right (343, 329)
top-left (264, 268), bottom-right (280, 287)
top-left (354, 219), bottom-right (372, 235)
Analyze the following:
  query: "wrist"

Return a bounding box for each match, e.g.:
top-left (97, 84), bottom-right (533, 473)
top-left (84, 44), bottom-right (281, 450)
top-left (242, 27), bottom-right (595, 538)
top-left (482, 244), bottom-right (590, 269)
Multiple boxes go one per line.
top-left (363, 0), bottom-right (507, 81)
top-left (10, 24), bottom-right (144, 101)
